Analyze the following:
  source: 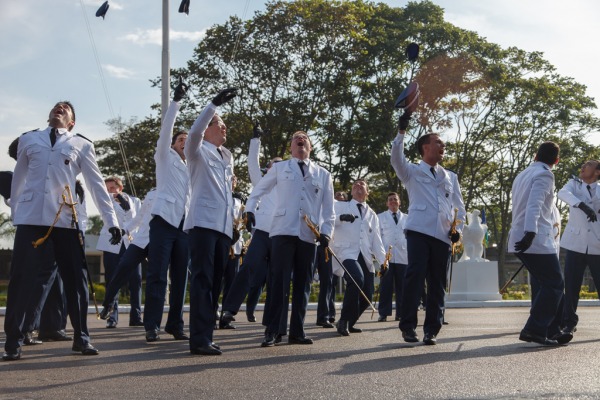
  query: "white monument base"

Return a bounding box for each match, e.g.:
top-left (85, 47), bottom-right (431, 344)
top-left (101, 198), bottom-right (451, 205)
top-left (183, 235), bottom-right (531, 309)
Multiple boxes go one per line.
top-left (446, 260), bottom-right (502, 301)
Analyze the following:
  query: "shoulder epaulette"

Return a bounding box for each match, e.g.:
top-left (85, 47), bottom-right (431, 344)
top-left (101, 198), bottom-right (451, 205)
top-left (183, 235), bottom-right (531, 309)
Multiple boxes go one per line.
top-left (571, 175), bottom-right (583, 184)
top-left (75, 133), bottom-right (93, 143)
top-left (21, 128), bottom-right (39, 136)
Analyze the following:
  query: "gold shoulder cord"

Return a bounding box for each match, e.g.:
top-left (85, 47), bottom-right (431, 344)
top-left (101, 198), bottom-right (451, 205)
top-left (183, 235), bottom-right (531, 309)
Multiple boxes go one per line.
top-left (32, 188), bottom-right (69, 248)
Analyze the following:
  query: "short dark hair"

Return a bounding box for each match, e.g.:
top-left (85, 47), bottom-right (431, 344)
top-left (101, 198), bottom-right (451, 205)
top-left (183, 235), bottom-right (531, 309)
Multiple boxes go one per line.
top-left (171, 130), bottom-right (187, 146)
top-left (8, 137), bottom-right (19, 160)
top-left (416, 133), bottom-right (438, 156)
top-left (387, 192), bottom-right (399, 199)
top-left (536, 141), bottom-right (559, 165)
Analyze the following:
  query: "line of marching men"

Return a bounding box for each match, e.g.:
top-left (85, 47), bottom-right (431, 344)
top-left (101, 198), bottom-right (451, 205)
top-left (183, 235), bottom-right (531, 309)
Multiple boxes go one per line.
top-left (3, 81), bottom-right (596, 361)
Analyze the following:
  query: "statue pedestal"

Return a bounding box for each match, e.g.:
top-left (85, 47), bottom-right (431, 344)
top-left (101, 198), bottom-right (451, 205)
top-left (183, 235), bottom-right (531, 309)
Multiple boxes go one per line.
top-left (447, 261), bottom-right (502, 301)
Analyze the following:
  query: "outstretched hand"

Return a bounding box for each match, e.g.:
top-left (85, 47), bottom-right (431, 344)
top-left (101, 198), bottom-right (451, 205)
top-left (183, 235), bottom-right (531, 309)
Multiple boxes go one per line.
top-left (212, 88), bottom-right (238, 106)
top-left (577, 202), bottom-right (598, 222)
top-left (173, 77), bottom-right (189, 102)
top-left (398, 111), bottom-right (412, 131)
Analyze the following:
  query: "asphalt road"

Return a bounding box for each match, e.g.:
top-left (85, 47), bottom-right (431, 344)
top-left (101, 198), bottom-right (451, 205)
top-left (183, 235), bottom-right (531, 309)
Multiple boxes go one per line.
top-left (1, 307), bottom-right (600, 399)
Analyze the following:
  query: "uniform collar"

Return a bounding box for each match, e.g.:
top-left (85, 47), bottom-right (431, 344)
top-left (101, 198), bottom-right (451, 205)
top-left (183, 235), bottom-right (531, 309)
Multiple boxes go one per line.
top-left (49, 126), bottom-right (70, 136)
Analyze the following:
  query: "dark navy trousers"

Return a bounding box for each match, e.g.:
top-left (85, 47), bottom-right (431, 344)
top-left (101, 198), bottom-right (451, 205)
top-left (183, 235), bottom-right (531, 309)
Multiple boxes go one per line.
top-left (316, 244), bottom-right (336, 323)
top-left (399, 230), bottom-right (450, 336)
top-left (378, 262), bottom-right (407, 319)
top-left (188, 227), bottom-right (230, 348)
top-left (5, 226), bottom-right (91, 352)
top-left (104, 243), bottom-right (147, 325)
top-left (222, 229), bottom-right (271, 319)
top-left (517, 252), bottom-right (564, 338)
top-left (23, 268), bottom-right (67, 334)
top-left (103, 243), bottom-right (142, 324)
top-left (144, 216), bottom-right (189, 334)
top-left (267, 235), bottom-right (316, 338)
top-left (561, 250), bottom-right (600, 330)
top-left (339, 253), bottom-right (374, 325)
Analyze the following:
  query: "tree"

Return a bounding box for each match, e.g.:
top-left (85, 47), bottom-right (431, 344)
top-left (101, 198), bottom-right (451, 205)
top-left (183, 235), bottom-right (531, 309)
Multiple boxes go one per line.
top-left (93, 0), bottom-right (600, 277)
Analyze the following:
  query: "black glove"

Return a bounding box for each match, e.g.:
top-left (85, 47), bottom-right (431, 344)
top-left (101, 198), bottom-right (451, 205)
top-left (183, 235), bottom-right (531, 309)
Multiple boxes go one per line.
top-left (212, 88), bottom-right (238, 106)
top-left (576, 202), bottom-right (598, 222)
top-left (232, 228), bottom-right (240, 244)
top-left (377, 265), bottom-right (388, 278)
top-left (252, 122), bottom-right (264, 139)
top-left (514, 231), bottom-right (536, 253)
top-left (319, 233), bottom-right (330, 248)
top-left (244, 211), bottom-right (255, 232)
top-left (173, 77), bottom-right (189, 102)
top-left (398, 111), bottom-right (412, 131)
top-left (233, 192), bottom-right (247, 204)
top-left (108, 227), bottom-right (123, 245)
top-left (449, 230), bottom-right (460, 243)
top-left (115, 193), bottom-right (131, 211)
top-left (339, 214), bottom-right (356, 223)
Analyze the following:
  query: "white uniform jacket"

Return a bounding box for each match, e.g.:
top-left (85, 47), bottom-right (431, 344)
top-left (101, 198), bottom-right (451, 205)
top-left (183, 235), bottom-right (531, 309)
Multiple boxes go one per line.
top-left (558, 178), bottom-right (600, 254)
top-left (125, 189), bottom-right (156, 249)
top-left (151, 100), bottom-right (191, 229)
top-left (248, 137), bottom-right (277, 233)
top-left (331, 199), bottom-right (386, 275)
top-left (378, 210), bottom-right (408, 265)
top-left (97, 192), bottom-right (142, 254)
top-left (11, 127), bottom-right (118, 229)
top-left (246, 158), bottom-right (335, 243)
top-left (183, 102), bottom-right (235, 238)
top-left (391, 133), bottom-right (466, 244)
top-left (507, 161), bottom-right (559, 254)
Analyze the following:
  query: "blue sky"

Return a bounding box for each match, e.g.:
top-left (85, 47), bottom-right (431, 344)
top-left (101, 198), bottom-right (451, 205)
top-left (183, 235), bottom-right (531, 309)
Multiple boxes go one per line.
top-left (1, 0), bottom-right (600, 218)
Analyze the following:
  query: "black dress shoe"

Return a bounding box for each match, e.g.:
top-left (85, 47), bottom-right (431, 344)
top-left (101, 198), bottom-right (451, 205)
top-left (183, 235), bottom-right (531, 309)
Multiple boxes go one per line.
top-left (106, 320), bottom-right (118, 329)
top-left (316, 320), bottom-right (335, 328)
top-left (328, 317), bottom-right (336, 323)
top-left (72, 343), bottom-right (99, 355)
top-left (38, 330), bottom-right (72, 342)
top-left (423, 333), bottom-right (437, 345)
top-left (2, 349), bottom-right (22, 361)
top-left (519, 330), bottom-right (559, 346)
top-left (146, 330), bottom-right (160, 342)
top-left (211, 342), bottom-right (220, 350)
top-left (337, 320), bottom-right (349, 336)
top-left (275, 334), bottom-right (284, 344)
top-left (401, 329), bottom-right (419, 343)
top-left (551, 330), bottom-right (574, 345)
top-left (165, 328), bottom-right (190, 340)
top-left (98, 305), bottom-right (113, 320)
top-left (378, 316), bottom-right (387, 322)
top-left (129, 321), bottom-right (145, 327)
top-left (221, 310), bottom-right (235, 323)
top-left (23, 332), bottom-right (42, 345)
top-left (289, 336), bottom-right (313, 345)
top-left (261, 333), bottom-right (276, 347)
top-left (219, 322), bottom-right (236, 329)
top-left (190, 345), bottom-right (222, 356)
top-left (348, 325), bottom-right (362, 333)
top-left (246, 314), bottom-right (257, 322)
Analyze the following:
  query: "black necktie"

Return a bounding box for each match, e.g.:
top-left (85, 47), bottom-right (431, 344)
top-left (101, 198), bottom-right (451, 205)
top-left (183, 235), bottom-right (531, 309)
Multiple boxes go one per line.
top-left (588, 184), bottom-right (593, 197)
top-left (217, 148), bottom-right (223, 159)
top-left (430, 166), bottom-right (436, 178)
top-left (50, 128), bottom-right (57, 147)
top-left (298, 161), bottom-right (305, 177)
top-left (357, 203), bottom-right (363, 218)
top-left (393, 212), bottom-right (398, 224)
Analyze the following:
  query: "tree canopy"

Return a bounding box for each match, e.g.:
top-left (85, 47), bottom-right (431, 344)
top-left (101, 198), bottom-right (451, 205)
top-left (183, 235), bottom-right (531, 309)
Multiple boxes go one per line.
top-left (94, 0), bottom-right (600, 273)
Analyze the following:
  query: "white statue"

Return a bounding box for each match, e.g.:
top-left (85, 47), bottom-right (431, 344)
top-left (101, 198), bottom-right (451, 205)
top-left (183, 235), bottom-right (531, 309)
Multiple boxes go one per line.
top-left (458, 209), bottom-right (489, 262)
